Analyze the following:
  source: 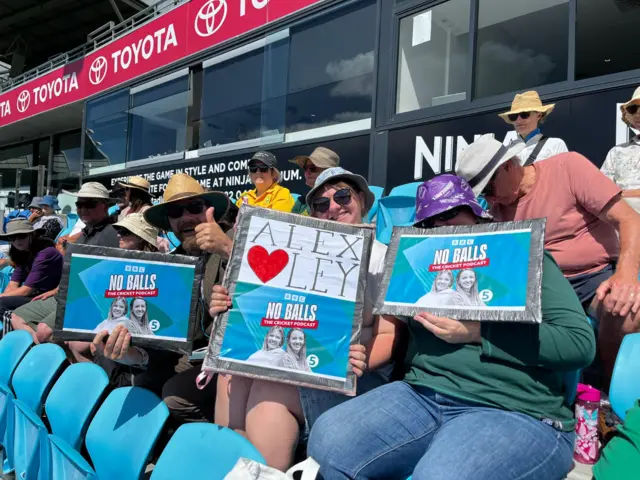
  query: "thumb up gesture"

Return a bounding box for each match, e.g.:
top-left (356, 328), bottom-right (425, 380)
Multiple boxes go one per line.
top-left (195, 207), bottom-right (233, 259)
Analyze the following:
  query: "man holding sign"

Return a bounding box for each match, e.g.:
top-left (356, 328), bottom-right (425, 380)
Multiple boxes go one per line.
top-left (308, 175), bottom-right (595, 480)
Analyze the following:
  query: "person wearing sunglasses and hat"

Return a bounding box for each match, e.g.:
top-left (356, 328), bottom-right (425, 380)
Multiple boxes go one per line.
top-left (32, 195), bottom-right (65, 240)
top-left (500, 91), bottom-right (568, 165)
top-left (601, 86), bottom-right (640, 213)
top-left (236, 151), bottom-right (295, 213)
top-left (113, 176), bottom-right (154, 220)
top-left (289, 146), bottom-right (341, 216)
top-left (211, 167), bottom-right (397, 470)
top-left (0, 219), bottom-right (63, 321)
top-left (308, 174), bottom-right (595, 480)
top-left (144, 173), bottom-right (237, 426)
top-left (456, 134), bottom-right (640, 392)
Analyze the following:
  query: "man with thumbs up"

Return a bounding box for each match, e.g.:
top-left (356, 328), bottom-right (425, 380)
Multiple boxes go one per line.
top-left (144, 173), bottom-right (238, 425)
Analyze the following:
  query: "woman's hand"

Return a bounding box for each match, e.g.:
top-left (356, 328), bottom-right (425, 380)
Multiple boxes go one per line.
top-left (348, 344), bottom-right (367, 377)
top-left (209, 285), bottom-right (231, 317)
top-left (413, 312), bottom-right (481, 345)
top-left (90, 325), bottom-right (135, 361)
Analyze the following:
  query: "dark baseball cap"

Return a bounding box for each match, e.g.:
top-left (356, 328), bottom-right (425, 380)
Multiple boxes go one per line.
top-left (249, 151), bottom-right (278, 169)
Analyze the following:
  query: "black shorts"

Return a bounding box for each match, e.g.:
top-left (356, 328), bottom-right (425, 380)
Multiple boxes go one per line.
top-left (567, 264), bottom-right (615, 310)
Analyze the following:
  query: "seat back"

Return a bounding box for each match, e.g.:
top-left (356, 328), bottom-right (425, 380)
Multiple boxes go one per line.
top-left (389, 182), bottom-right (422, 198)
top-left (46, 363), bottom-right (109, 450)
top-left (609, 332), bottom-right (640, 421)
top-left (151, 423), bottom-right (265, 480)
top-left (291, 193), bottom-right (301, 202)
top-left (12, 344), bottom-right (67, 415)
top-left (86, 387), bottom-right (169, 479)
top-left (364, 185), bottom-right (384, 223)
top-left (375, 196), bottom-right (416, 245)
top-left (0, 331), bottom-right (34, 386)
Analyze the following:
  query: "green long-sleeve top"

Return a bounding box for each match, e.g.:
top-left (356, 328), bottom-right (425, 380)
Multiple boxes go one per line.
top-left (403, 252), bottom-right (596, 431)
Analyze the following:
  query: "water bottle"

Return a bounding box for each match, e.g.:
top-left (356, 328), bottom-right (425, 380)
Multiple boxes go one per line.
top-left (574, 383), bottom-right (600, 464)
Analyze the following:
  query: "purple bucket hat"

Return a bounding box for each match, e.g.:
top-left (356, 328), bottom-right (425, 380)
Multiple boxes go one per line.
top-left (414, 174), bottom-right (492, 225)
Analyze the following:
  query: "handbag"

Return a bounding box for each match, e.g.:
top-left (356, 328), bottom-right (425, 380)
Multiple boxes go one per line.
top-left (224, 457), bottom-right (320, 480)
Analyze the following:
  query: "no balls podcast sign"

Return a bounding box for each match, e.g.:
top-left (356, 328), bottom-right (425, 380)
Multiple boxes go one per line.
top-left (204, 207), bottom-right (373, 394)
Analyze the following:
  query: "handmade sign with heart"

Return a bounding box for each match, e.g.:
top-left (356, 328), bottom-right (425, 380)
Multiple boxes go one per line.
top-left (247, 245), bottom-right (289, 283)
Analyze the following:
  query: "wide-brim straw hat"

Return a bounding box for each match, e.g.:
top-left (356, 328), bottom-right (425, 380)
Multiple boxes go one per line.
top-left (144, 173), bottom-right (231, 231)
top-left (305, 167), bottom-right (374, 212)
top-left (0, 218), bottom-right (44, 239)
top-left (498, 91), bottom-right (555, 124)
top-left (455, 134), bottom-right (526, 197)
top-left (290, 147), bottom-right (340, 169)
top-left (116, 176), bottom-right (153, 195)
top-left (63, 182), bottom-right (116, 203)
top-left (114, 213), bottom-right (158, 247)
top-left (621, 86), bottom-right (640, 125)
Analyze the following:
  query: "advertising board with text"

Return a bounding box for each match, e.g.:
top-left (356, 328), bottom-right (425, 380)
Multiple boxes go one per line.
top-left (375, 219), bottom-right (546, 323)
top-left (203, 206), bottom-right (374, 394)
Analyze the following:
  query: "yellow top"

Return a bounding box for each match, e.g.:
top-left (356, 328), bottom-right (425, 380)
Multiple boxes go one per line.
top-left (236, 183), bottom-right (295, 213)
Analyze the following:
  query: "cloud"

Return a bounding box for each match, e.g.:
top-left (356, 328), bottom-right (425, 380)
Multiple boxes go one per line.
top-left (326, 51), bottom-right (375, 98)
top-left (478, 41), bottom-right (556, 85)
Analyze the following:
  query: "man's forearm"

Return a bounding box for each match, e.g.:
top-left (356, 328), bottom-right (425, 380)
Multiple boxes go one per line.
top-left (622, 189), bottom-right (640, 198)
top-left (617, 214), bottom-right (640, 277)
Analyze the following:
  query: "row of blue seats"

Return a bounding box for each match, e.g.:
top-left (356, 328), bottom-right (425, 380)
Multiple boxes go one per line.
top-left (0, 331), bottom-right (265, 479)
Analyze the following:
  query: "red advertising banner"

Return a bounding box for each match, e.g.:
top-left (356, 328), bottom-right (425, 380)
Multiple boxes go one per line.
top-left (0, 0), bottom-right (325, 129)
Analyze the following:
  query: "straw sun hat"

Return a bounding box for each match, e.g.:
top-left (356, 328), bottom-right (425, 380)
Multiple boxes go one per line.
top-left (498, 91), bottom-right (555, 124)
top-left (113, 213), bottom-right (158, 247)
top-left (144, 173), bottom-right (231, 231)
top-left (621, 86), bottom-right (640, 125)
top-left (116, 176), bottom-right (153, 194)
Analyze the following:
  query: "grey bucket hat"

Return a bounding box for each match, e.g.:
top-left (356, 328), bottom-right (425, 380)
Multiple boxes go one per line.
top-left (0, 218), bottom-right (44, 239)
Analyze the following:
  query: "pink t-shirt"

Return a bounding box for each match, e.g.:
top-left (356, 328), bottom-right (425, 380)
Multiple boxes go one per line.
top-left (491, 152), bottom-right (621, 277)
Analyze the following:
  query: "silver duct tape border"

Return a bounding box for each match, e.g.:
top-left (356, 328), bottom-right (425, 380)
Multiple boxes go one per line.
top-left (202, 205), bottom-right (374, 395)
top-left (374, 218), bottom-right (546, 324)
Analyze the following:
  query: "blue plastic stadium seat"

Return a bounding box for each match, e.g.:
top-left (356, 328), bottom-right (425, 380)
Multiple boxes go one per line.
top-left (48, 387), bottom-right (169, 480)
top-left (0, 331), bottom-right (33, 474)
top-left (609, 333), bottom-right (640, 421)
top-left (11, 344), bottom-right (67, 480)
top-left (389, 182), bottom-right (422, 198)
top-left (375, 196), bottom-right (417, 245)
top-left (364, 185), bottom-right (384, 223)
top-left (151, 423), bottom-right (266, 480)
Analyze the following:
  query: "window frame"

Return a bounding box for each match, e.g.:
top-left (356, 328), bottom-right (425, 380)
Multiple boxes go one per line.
top-left (381, 0), bottom-right (640, 129)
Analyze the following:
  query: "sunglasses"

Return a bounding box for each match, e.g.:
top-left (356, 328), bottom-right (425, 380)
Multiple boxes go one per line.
top-left (303, 163), bottom-right (320, 173)
top-left (507, 111), bottom-right (531, 122)
top-left (76, 200), bottom-right (99, 209)
top-left (114, 227), bottom-right (135, 237)
top-left (417, 207), bottom-right (464, 229)
top-left (626, 104), bottom-right (639, 115)
top-left (9, 233), bottom-right (30, 241)
top-left (249, 165), bottom-right (271, 174)
top-left (311, 188), bottom-right (352, 213)
top-left (166, 201), bottom-right (206, 219)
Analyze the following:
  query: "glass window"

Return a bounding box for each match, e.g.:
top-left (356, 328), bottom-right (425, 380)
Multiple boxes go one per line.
top-left (84, 89), bottom-right (129, 169)
top-left (128, 73), bottom-right (189, 161)
top-left (396, 0), bottom-right (471, 114)
top-left (199, 37), bottom-right (288, 149)
top-left (576, 1), bottom-right (640, 80)
top-left (0, 143), bottom-right (32, 170)
top-left (474, 0), bottom-right (569, 98)
top-left (286, 0), bottom-right (376, 133)
top-left (54, 131), bottom-right (82, 176)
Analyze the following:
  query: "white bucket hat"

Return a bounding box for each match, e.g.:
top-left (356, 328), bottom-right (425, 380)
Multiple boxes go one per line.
top-left (113, 213), bottom-right (158, 247)
top-left (305, 167), bottom-right (374, 212)
top-left (63, 182), bottom-right (116, 203)
top-left (455, 134), bottom-right (526, 197)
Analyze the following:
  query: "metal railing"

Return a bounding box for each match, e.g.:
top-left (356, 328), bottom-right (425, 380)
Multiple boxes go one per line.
top-left (0, 0), bottom-right (187, 93)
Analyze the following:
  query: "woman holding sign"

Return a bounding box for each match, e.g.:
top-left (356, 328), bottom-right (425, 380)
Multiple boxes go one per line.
top-left (307, 174), bottom-right (596, 480)
top-left (212, 168), bottom-right (400, 470)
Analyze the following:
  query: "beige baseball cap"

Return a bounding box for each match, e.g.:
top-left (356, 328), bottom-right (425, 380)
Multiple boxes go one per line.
top-left (290, 147), bottom-right (340, 169)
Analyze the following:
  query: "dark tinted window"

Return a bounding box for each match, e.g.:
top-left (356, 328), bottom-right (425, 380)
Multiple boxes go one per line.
top-left (84, 89), bottom-right (129, 169)
top-left (286, 0), bottom-right (376, 133)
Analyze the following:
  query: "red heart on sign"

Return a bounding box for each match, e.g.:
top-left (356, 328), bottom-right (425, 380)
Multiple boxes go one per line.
top-left (247, 246), bottom-right (289, 283)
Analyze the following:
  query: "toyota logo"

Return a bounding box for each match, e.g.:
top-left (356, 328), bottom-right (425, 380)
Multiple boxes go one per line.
top-left (195, 0), bottom-right (227, 37)
top-left (89, 56), bottom-right (108, 85)
top-left (16, 90), bottom-right (30, 113)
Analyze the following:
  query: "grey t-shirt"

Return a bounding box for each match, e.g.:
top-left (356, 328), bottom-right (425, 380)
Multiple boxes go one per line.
top-left (77, 220), bottom-right (120, 248)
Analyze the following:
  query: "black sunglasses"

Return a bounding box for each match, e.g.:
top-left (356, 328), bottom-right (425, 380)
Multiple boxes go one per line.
top-left (311, 188), bottom-right (352, 213)
top-left (9, 233), bottom-right (30, 241)
top-left (416, 207), bottom-right (464, 229)
top-left (626, 104), bottom-right (639, 115)
top-left (114, 227), bottom-right (135, 237)
top-left (166, 201), bottom-right (206, 219)
top-left (507, 111), bottom-right (531, 122)
top-left (76, 200), bottom-right (99, 209)
top-left (249, 165), bottom-right (271, 173)
top-left (303, 163), bottom-right (320, 173)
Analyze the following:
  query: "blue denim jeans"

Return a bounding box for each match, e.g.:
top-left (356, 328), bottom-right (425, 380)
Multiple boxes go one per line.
top-left (308, 382), bottom-right (576, 480)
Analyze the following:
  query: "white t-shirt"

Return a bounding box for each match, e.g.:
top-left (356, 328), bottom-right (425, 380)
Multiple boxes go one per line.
top-left (512, 134), bottom-right (568, 164)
